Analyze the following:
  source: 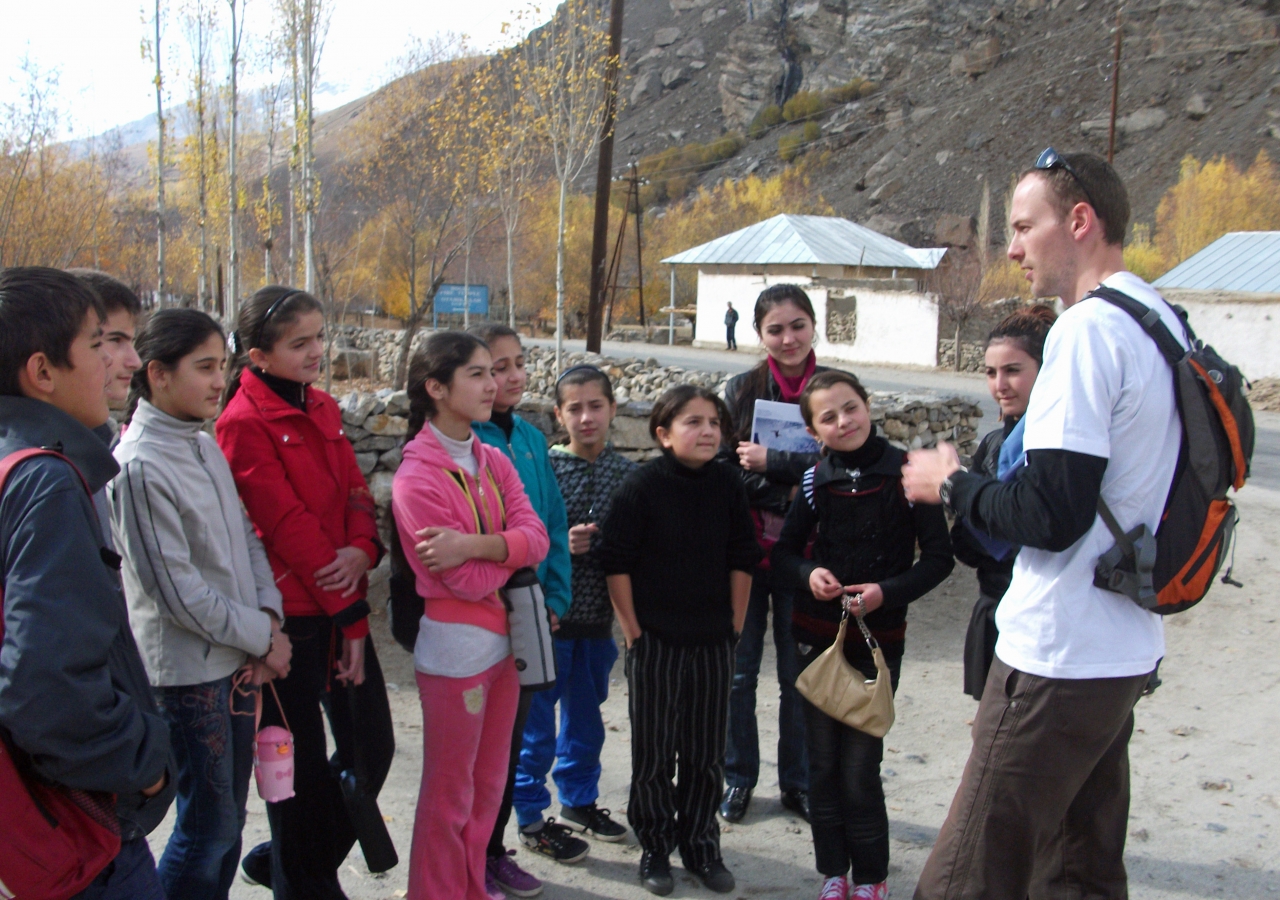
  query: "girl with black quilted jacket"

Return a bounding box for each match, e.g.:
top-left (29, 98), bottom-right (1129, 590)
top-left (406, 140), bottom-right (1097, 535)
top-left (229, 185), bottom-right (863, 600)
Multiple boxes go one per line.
top-left (772, 370), bottom-right (953, 900)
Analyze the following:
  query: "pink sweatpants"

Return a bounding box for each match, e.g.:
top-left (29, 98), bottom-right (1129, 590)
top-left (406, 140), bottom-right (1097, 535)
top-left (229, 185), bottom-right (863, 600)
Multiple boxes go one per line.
top-left (408, 656), bottom-right (519, 900)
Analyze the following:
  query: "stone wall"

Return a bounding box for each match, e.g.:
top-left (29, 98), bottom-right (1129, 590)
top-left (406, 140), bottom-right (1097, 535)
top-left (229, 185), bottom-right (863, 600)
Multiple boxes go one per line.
top-left (336, 353), bottom-right (982, 550)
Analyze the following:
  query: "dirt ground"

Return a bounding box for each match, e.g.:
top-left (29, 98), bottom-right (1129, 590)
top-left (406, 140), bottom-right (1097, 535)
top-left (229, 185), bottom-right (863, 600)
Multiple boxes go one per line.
top-left (150, 486), bottom-right (1280, 900)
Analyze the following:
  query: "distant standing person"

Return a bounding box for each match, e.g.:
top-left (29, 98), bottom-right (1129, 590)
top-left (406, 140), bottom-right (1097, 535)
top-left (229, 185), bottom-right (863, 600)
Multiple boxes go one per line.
top-left (718, 284), bottom-right (828, 825)
top-left (904, 150), bottom-right (1179, 899)
top-left (724, 302), bottom-right (739, 350)
top-left (949, 305), bottom-right (1056, 699)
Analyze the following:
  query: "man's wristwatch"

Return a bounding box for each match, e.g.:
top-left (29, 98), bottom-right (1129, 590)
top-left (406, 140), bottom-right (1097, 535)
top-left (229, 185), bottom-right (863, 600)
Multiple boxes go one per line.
top-left (939, 466), bottom-right (969, 510)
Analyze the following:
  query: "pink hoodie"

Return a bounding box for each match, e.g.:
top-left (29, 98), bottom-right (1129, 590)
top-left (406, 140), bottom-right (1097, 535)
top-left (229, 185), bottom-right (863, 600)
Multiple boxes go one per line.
top-left (392, 425), bottom-right (550, 635)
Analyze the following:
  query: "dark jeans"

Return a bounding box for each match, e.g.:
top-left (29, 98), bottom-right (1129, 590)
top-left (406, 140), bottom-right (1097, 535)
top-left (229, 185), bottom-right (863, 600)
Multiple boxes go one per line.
top-left (71, 837), bottom-right (166, 900)
top-left (725, 572), bottom-right (807, 792)
top-left (255, 617), bottom-right (394, 900)
top-left (487, 688), bottom-right (535, 858)
top-left (726, 326), bottom-right (737, 350)
top-left (798, 639), bottom-right (902, 884)
top-left (915, 657), bottom-right (1151, 900)
top-left (154, 675), bottom-right (256, 900)
top-left (626, 633), bottom-right (734, 870)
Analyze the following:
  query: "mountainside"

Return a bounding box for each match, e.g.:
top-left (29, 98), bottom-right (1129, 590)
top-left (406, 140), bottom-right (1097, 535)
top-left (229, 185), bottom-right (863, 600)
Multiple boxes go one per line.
top-left (612, 0), bottom-right (1280, 247)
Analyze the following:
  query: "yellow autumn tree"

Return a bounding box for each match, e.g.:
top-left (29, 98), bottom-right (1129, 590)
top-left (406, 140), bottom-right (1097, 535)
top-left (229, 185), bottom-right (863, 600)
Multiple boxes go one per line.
top-left (1154, 150), bottom-right (1280, 269)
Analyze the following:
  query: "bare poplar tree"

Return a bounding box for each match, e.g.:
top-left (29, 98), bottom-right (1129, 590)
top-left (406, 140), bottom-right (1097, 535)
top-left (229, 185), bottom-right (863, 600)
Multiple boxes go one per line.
top-left (522, 0), bottom-right (614, 372)
top-left (226, 0), bottom-right (247, 319)
top-left (152, 0), bottom-right (167, 308)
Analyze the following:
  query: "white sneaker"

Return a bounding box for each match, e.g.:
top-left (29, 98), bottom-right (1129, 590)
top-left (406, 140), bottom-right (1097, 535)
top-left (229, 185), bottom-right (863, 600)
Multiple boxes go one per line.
top-left (819, 875), bottom-right (850, 899)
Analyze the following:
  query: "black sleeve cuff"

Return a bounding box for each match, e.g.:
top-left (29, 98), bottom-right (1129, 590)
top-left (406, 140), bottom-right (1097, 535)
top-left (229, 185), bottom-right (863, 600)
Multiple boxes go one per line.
top-left (331, 599), bottom-right (371, 632)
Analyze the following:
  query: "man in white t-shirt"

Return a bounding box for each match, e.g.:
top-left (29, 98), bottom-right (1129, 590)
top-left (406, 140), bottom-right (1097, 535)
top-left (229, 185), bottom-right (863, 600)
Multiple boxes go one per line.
top-left (902, 150), bottom-right (1182, 900)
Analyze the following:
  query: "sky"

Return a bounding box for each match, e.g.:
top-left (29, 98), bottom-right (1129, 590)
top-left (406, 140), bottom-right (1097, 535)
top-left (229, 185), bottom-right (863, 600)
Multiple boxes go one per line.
top-left (0, 0), bottom-right (550, 140)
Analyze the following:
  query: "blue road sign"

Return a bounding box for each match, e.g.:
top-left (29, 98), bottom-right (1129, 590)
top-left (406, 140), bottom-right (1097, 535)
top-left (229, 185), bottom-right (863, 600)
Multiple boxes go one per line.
top-left (434, 284), bottom-right (489, 315)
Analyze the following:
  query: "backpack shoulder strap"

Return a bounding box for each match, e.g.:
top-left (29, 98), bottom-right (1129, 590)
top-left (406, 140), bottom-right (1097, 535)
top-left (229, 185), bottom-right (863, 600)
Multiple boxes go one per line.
top-left (1088, 286), bottom-right (1187, 367)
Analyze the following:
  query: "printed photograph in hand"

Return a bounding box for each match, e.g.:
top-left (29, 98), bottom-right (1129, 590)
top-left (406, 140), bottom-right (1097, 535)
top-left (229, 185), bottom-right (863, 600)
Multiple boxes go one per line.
top-left (752, 399), bottom-right (820, 454)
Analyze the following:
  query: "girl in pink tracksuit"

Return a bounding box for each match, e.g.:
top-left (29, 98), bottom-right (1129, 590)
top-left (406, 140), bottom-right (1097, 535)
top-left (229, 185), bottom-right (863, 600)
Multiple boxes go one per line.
top-left (392, 331), bottom-right (550, 900)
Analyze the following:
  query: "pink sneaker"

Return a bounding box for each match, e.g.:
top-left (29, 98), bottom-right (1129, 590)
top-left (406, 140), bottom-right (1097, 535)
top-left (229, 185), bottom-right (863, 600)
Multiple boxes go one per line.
top-left (851, 881), bottom-right (889, 900)
top-left (819, 874), bottom-right (850, 899)
top-left (487, 850), bottom-right (543, 897)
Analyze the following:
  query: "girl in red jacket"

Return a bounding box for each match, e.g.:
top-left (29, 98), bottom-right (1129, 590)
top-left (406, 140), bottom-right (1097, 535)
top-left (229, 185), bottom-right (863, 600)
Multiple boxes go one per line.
top-left (217, 286), bottom-right (392, 900)
top-left (392, 331), bottom-right (549, 900)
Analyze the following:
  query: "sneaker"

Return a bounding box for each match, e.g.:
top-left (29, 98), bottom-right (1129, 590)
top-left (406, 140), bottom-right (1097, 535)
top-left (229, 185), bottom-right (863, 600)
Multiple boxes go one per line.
top-left (560, 803), bottom-right (628, 842)
top-left (851, 881), bottom-right (889, 900)
top-left (819, 875), bottom-right (850, 899)
top-left (484, 870), bottom-right (505, 900)
top-left (487, 850), bottom-right (543, 897)
top-left (239, 842), bottom-right (272, 888)
top-left (639, 850), bottom-right (674, 896)
top-left (690, 858), bottom-right (736, 894)
top-left (518, 818), bottom-right (590, 864)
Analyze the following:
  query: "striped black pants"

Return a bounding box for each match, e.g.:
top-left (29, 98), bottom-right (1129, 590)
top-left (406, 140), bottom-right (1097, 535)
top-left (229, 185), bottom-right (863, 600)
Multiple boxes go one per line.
top-left (625, 632), bottom-right (734, 869)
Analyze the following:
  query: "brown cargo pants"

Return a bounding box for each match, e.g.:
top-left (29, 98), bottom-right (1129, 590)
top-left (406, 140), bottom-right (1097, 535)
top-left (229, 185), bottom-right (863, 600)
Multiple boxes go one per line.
top-left (914, 656), bottom-right (1152, 900)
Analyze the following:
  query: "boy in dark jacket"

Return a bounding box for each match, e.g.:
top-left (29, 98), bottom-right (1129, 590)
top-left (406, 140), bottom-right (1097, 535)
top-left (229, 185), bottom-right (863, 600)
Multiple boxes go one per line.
top-left (0, 267), bottom-right (173, 899)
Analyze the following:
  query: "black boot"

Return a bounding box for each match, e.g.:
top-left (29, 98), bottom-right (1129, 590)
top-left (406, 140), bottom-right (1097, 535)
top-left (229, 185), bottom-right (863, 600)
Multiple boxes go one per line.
top-left (719, 785), bottom-right (751, 823)
top-left (781, 788), bottom-right (811, 823)
top-left (640, 850), bottom-right (674, 896)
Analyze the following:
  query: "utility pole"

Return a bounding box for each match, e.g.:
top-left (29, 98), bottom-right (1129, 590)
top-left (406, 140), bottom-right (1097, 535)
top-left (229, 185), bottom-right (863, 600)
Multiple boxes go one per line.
top-left (1107, 5), bottom-right (1123, 164)
top-left (153, 0), bottom-right (166, 309)
top-left (585, 0), bottom-right (625, 353)
top-left (633, 162), bottom-right (645, 329)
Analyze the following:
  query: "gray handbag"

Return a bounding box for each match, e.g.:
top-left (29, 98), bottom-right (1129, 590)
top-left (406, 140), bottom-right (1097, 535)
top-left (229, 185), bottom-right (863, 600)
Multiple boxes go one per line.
top-left (502, 567), bottom-right (557, 691)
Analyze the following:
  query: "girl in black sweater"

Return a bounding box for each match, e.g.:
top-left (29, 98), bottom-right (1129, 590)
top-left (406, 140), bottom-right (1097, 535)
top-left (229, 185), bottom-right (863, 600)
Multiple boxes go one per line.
top-left (599, 385), bottom-right (762, 897)
top-left (772, 371), bottom-right (953, 900)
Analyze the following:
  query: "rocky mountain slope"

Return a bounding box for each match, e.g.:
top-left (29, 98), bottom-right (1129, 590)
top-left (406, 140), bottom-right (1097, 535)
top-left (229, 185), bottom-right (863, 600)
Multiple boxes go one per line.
top-left (613, 0), bottom-right (1280, 247)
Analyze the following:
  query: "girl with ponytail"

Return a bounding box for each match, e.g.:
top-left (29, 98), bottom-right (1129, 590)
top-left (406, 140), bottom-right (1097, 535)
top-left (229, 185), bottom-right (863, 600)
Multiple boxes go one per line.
top-left (110, 309), bottom-right (291, 900)
top-left (391, 332), bottom-right (549, 900)
top-left (215, 286), bottom-right (393, 897)
top-left (952, 304), bottom-right (1057, 699)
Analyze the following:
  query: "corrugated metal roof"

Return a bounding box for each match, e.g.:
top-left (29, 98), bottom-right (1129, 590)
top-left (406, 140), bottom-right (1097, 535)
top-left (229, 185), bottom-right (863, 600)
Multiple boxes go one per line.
top-left (661, 214), bottom-right (947, 270)
top-left (1152, 232), bottom-right (1280, 293)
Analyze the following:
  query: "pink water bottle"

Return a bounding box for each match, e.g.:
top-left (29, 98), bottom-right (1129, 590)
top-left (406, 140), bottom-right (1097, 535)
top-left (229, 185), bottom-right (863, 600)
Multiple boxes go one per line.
top-left (255, 725), bottom-right (295, 802)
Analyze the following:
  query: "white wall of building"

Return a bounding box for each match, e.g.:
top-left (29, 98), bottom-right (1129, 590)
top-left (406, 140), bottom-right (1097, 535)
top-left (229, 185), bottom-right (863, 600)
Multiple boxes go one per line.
top-left (692, 269), bottom-right (939, 368)
top-left (1177, 298), bottom-right (1280, 380)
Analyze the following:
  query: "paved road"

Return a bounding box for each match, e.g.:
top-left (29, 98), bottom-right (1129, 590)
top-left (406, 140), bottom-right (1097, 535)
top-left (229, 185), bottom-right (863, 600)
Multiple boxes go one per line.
top-left (528, 337), bottom-right (1280, 493)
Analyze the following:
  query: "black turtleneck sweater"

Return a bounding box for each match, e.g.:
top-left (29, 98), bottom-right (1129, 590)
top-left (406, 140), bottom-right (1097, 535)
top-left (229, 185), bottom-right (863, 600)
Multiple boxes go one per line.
top-left (252, 367), bottom-right (308, 411)
top-left (598, 453), bottom-right (763, 645)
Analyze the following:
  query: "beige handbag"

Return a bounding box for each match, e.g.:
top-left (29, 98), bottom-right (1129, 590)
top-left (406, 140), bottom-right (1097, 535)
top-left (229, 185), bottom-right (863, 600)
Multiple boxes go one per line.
top-left (795, 602), bottom-right (895, 738)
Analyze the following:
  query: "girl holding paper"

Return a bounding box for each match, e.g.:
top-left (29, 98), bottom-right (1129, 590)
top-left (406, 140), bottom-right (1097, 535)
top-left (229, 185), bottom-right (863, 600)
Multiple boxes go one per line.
top-left (718, 283), bottom-right (832, 825)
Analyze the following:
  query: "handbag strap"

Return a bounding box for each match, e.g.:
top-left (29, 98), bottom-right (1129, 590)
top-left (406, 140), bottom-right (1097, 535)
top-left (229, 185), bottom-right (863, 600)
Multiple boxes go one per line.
top-left (230, 670), bottom-right (292, 736)
top-left (842, 593), bottom-right (879, 651)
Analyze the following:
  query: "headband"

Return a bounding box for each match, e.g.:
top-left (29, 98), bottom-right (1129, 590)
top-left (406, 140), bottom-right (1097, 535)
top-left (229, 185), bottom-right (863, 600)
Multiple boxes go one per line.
top-left (555, 364), bottom-right (607, 384)
top-left (230, 289), bottom-right (305, 356)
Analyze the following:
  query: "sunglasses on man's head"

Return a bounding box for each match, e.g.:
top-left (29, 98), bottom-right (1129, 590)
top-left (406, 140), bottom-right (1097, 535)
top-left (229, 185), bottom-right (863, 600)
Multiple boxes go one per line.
top-left (1034, 147), bottom-right (1098, 212)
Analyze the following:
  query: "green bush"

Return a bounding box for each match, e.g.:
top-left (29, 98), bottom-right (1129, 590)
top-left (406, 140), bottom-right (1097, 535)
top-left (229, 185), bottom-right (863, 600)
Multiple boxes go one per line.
top-left (782, 90), bottom-right (826, 122)
top-left (748, 104), bottom-right (784, 139)
top-left (802, 120), bottom-right (821, 143)
top-left (821, 77), bottom-right (879, 106)
top-left (778, 133), bottom-right (803, 162)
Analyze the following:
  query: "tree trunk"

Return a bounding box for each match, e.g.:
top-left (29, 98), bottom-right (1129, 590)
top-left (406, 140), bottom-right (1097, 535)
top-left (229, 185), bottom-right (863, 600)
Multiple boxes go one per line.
top-left (505, 222), bottom-right (516, 329)
top-left (154, 0), bottom-right (165, 309)
top-left (554, 176), bottom-right (568, 374)
top-left (954, 320), bottom-right (962, 372)
top-left (227, 0), bottom-right (241, 321)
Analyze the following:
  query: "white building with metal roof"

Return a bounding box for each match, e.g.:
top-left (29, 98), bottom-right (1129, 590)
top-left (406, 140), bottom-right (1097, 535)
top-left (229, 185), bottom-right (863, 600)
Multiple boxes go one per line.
top-left (662, 214), bottom-right (949, 368)
top-left (1153, 232), bottom-right (1280, 379)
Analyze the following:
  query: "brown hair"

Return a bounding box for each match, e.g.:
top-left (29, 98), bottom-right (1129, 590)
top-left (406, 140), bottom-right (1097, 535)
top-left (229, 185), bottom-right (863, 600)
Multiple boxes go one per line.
top-left (649, 384), bottom-right (733, 446)
top-left (1020, 152), bottom-right (1130, 246)
top-left (554, 365), bottom-right (615, 406)
top-left (405, 331), bottom-right (490, 441)
top-left (68, 269), bottom-right (143, 318)
top-left (467, 322), bottom-right (520, 347)
top-left (729, 283), bottom-right (818, 443)
top-left (798, 369), bottom-right (869, 428)
top-left (986, 304), bottom-right (1058, 367)
top-left (223, 285), bottom-right (324, 405)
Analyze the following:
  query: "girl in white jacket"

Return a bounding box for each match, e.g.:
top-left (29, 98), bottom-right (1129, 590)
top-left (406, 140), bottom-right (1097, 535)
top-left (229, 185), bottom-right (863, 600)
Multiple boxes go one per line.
top-left (110, 309), bottom-right (293, 900)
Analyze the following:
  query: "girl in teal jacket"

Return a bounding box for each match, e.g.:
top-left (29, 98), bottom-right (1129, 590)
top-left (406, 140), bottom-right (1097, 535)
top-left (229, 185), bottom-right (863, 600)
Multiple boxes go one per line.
top-left (468, 324), bottom-right (579, 897)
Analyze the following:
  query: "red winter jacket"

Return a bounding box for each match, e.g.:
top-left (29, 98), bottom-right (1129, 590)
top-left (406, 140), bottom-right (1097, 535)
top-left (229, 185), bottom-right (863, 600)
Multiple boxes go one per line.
top-left (216, 369), bottom-right (382, 640)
